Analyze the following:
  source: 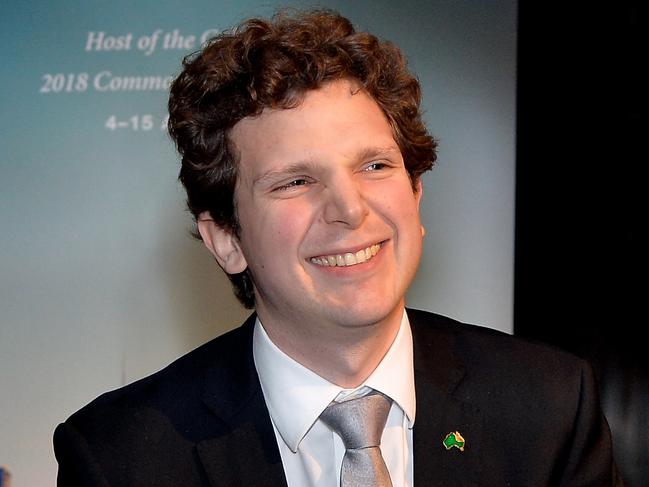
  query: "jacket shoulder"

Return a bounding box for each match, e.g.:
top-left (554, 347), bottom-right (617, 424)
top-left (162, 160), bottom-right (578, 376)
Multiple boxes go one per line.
top-left (407, 307), bottom-right (585, 374)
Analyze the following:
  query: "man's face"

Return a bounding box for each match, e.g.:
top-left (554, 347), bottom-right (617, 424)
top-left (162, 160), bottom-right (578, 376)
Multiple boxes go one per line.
top-left (210, 79), bottom-right (424, 337)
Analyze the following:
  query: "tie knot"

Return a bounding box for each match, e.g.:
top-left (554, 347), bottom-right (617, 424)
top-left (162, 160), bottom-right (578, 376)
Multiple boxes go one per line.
top-left (320, 390), bottom-right (392, 450)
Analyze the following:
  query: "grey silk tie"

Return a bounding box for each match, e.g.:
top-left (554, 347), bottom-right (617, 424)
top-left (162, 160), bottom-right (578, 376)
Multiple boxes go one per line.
top-left (320, 390), bottom-right (393, 487)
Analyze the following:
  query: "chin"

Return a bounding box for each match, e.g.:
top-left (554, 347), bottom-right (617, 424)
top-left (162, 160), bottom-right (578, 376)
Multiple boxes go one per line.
top-left (321, 296), bottom-right (403, 330)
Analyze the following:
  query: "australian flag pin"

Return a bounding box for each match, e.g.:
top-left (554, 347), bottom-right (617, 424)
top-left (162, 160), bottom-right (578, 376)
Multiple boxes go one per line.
top-left (443, 431), bottom-right (466, 451)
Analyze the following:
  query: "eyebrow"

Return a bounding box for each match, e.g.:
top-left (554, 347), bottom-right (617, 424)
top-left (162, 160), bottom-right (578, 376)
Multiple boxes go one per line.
top-left (355, 145), bottom-right (402, 162)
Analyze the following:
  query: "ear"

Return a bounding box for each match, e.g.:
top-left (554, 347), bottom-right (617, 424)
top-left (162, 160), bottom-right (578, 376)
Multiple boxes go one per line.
top-left (197, 212), bottom-right (248, 274)
top-left (413, 178), bottom-right (423, 206)
top-left (413, 179), bottom-right (426, 237)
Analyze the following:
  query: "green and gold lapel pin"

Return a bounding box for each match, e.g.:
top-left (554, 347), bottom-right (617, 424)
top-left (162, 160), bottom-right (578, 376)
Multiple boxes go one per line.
top-left (443, 431), bottom-right (466, 452)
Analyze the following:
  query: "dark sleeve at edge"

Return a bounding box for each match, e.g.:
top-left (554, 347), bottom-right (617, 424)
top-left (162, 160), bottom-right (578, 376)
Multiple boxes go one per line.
top-left (53, 422), bottom-right (112, 487)
top-left (560, 360), bottom-right (624, 487)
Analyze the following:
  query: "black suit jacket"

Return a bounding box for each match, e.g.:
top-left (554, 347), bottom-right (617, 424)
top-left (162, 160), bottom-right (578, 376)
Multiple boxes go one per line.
top-left (54, 309), bottom-right (619, 486)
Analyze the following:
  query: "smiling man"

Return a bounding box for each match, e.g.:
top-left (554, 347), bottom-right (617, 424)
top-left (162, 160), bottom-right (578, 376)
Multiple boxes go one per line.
top-left (200, 78), bottom-right (424, 389)
top-left (54, 9), bottom-right (621, 487)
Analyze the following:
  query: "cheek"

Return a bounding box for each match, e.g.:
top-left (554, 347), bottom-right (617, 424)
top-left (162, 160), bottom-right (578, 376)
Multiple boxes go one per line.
top-left (269, 221), bottom-right (304, 255)
top-left (386, 190), bottom-right (424, 252)
top-left (243, 203), bottom-right (312, 262)
top-left (373, 181), bottom-right (421, 222)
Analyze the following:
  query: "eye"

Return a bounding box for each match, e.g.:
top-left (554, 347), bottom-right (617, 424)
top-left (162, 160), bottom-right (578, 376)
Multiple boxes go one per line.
top-left (365, 161), bottom-right (388, 171)
top-left (275, 178), bottom-right (310, 191)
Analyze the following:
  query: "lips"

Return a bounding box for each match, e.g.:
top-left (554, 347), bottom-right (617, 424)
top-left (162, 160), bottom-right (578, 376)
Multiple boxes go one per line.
top-left (310, 243), bottom-right (381, 267)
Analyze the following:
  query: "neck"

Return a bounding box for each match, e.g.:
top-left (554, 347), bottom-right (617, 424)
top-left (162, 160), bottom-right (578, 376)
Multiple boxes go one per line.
top-left (258, 306), bottom-right (404, 388)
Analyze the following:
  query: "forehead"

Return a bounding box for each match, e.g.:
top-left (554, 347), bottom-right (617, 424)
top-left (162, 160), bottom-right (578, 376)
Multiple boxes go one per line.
top-left (229, 79), bottom-right (399, 177)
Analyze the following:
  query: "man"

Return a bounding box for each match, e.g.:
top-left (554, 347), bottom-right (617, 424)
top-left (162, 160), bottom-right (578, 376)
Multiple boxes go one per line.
top-left (54, 9), bottom-right (620, 486)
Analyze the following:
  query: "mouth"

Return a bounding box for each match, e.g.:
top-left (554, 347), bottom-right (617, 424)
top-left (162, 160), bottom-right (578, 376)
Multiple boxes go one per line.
top-left (309, 243), bottom-right (382, 267)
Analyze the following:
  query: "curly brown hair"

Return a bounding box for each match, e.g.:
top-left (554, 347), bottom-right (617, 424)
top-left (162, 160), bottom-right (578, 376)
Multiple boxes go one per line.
top-left (168, 9), bottom-right (437, 308)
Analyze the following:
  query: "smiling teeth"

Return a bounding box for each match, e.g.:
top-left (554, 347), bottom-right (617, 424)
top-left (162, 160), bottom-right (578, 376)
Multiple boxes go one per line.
top-left (310, 244), bottom-right (381, 267)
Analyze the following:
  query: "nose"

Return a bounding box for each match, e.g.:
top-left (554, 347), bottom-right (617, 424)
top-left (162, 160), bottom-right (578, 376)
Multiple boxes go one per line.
top-left (322, 178), bottom-right (369, 228)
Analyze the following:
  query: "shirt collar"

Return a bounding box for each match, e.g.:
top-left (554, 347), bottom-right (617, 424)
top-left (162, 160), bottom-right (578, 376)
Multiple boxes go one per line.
top-left (252, 310), bottom-right (416, 453)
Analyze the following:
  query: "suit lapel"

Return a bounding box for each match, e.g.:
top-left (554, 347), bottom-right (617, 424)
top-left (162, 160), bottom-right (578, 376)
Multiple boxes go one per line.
top-left (410, 309), bottom-right (483, 486)
top-left (196, 315), bottom-right (288, 487)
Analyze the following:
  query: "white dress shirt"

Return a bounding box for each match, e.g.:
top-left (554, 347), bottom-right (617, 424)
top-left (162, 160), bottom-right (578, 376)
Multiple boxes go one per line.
top-left (253, 310), bottom-right (416, 487)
